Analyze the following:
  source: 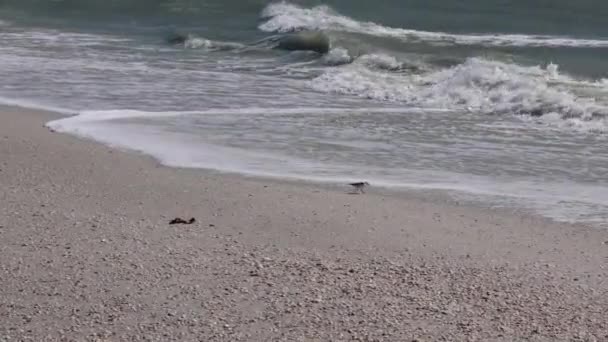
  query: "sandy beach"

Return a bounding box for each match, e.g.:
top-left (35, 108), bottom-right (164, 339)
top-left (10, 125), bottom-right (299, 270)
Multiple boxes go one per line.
top-left (1, 105), bottom-right (607, 341)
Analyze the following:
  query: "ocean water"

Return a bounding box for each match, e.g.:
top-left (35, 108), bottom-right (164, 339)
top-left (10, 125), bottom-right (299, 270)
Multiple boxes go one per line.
top-left (1, 0), bottom-right (608, 226)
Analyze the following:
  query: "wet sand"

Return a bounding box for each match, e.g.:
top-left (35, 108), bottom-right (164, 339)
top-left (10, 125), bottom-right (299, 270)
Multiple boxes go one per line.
top-left (1, 106), bottom-right (607, 341)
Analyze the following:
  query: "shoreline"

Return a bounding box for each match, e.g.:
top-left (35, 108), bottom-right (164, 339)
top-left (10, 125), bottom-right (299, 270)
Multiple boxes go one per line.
top-left (1, 105), bottom-right (607, 340)
top-left (23, 103), bottom-right (605, 230)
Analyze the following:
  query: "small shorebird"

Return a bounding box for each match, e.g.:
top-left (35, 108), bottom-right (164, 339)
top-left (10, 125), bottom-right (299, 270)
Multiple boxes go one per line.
top-left (349, 182), bottom-right (370, 194)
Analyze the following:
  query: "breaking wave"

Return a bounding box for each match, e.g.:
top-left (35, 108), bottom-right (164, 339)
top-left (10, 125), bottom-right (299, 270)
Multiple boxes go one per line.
top-left (310, 56), bottom-right (608, 131)
top-left (260, 2), bottom-right (608, 48)
top-left (184, 39), bottom-right (245, 51)
top-left (171, 34), bottom-right (245, 51)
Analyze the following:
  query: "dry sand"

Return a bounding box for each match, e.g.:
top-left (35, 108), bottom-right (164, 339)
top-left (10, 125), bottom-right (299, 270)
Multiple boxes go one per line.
top-left (1, 106), bottom-right (607, 341)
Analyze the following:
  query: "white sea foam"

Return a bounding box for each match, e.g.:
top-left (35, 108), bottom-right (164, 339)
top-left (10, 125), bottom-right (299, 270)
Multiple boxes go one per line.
top-left (359, 54), bottom-right (402, 70)
top-left (183, 35), bottom-right (244, 50)
top-left (43, 107), bottom-right (608, 227)
top-left (310, 56), bottom-right (608, 131)
top-left (260, 2), bottom-right (608, 48)
top-left (48, 106), bottom-right (433, 126)
top-left (184, 36), bottom-right (214, 49)
top-left (322, 47), bottom-right (353, 65)
top-left (45, 106), bottom-right (440, 176)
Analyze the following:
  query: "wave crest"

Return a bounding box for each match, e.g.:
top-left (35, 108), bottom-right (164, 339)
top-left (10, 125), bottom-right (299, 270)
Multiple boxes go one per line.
top-left (260, 2), bottom-right (608, 48)
top-left (173, 34), bottom-right (244, 51)
top-left (310, 56), bottom-right (608, 130)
